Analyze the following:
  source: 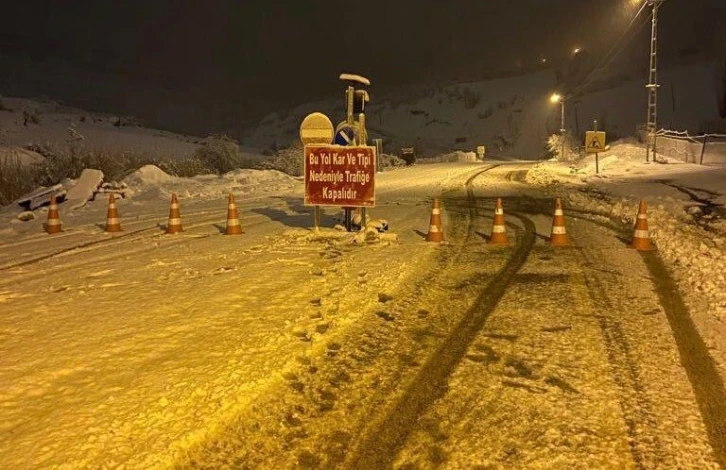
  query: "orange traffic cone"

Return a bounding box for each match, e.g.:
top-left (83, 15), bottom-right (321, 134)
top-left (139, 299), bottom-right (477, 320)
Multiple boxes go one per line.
top-left (549, 198), bottom-right (569, 246)
top-left (629, 200), bottom-right (655, 251)
top-left (46, 193), bottom-right (62, 234)
top-left (425, 198), bottom-right (444, 242)
top-left (225, 193), bottom-right (243, 235)
top-left (488, 198), bottom-right (508, 245)
top-left (105, 194), bottom-right (122, 232)
top-left (165, 193), bottom-right (183, 234)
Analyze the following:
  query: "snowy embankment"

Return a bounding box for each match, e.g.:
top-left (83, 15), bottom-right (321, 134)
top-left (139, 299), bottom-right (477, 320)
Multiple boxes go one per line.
top-left (525, 141), bottom-right (726, 368)
top-left (0, 97), bottom-right (201, 161)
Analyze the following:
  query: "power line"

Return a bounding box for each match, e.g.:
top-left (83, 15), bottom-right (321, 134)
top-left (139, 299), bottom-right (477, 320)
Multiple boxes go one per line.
top-left (567, 2), bottom-right (650, 98)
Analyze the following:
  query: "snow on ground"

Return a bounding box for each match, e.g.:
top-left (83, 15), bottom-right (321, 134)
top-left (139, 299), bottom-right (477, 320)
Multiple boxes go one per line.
top-left (0, 130), bottom-right (725, 467)
top-left (0, 160), bottom-right (483, 468)
top-left (525, 140), bottom-right (726, 374)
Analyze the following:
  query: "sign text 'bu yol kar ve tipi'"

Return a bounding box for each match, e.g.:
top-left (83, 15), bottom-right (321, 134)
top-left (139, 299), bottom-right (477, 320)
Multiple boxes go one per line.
top-left (304, 145), bottom-right (376, 207)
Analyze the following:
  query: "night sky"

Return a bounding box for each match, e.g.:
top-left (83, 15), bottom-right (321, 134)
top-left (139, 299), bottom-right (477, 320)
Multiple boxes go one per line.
top-left (1, 0), bottom-right (723, 134)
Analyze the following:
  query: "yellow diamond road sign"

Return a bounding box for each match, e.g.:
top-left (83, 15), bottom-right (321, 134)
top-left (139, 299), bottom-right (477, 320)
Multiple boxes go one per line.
top-left (300, 112), bottom-right (334, 145)
top-left (585, 131), bottom-right (606, 153)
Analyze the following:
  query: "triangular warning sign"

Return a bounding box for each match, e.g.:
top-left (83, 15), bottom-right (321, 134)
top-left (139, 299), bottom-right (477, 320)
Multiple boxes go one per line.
top-left (589, 138), bottom-right (602, 149)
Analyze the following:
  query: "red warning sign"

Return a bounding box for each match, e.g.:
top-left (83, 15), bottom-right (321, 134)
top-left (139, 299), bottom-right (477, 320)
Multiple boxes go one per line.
top-left (304, 145), bottom-right (376, 207)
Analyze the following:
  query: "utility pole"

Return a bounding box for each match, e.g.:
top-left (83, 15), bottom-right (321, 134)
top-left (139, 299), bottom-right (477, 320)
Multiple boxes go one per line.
top-left (645, 0), bottom-right (664, 163)
top-left (550, 93), bottom-right (566, 160)
top-left (560, 99), bottom-right (566, 161)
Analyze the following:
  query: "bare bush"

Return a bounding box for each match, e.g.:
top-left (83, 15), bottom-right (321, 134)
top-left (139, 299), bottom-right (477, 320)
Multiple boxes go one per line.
top-left (259, 142), bottom-right (304, 176)
top-left (546, 132), bottom-right (579, 162)
top-left (157, 158), bottom-right (213, 178)
top-left (0, 152), bottom-right (38, 206)
top-left (22, 108), bottom-right (41, 126)
top-left (380, 153), bottom-right (406, 168)
top-left (194, 134), bottom-right (252, 174)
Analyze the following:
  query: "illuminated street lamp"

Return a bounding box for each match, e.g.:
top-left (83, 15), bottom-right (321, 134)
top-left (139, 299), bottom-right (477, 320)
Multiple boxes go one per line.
top-left (550, 93), bottom-right (566, 159)
top-left (573, 47), bottom-right (582, 55)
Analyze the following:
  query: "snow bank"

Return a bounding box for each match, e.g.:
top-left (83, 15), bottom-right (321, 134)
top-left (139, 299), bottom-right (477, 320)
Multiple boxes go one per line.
top-left (124, 164), bottom-right (174, 185)
top-left (122, 165), bottom-right (301, 201)
top-left (567, 191), bottom-right (726, 321)
top-left (524, 142), bottom-right (726, 325)
top-left (423, 151), bottom-right (480, 163)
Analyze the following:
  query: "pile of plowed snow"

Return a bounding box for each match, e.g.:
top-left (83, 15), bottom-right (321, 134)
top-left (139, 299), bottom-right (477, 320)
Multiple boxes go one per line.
top-left (122, 165), bottom-right (301, 200)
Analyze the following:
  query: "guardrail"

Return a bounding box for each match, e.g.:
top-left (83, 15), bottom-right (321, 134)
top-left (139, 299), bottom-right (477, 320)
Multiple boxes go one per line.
top-left (655, 129), bottom-right (726, 166)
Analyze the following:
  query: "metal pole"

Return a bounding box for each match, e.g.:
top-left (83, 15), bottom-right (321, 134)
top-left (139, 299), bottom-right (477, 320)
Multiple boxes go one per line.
top-left (594, 119), bottom-right (599, 174)
top-left (645, 0), bottom-right (663, 163)
top-left (560, 100), bottom-right (566, 160)
top-left (700, 135), bottom-right (709, 165)
top-left (346, 86), bottom-right (355, 125)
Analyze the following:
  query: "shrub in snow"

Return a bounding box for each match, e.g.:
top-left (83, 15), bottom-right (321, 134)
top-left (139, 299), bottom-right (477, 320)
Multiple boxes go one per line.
top-left (194, 134), bottom-right (252, 174)
top-left (380, 153), bottom-right (406, 169)
top-left (259, 142), bottom-right (304, 177)
top-left (546, 132), bottom-right (579, 163)
top-left (22, 108), bottom-right (41, 126)
top-left (157, 157), bottom-right (213, 178)
top-left (0, 152), bottom-right (37, 206)
top-left (27, 142), bottom-right (146, 184)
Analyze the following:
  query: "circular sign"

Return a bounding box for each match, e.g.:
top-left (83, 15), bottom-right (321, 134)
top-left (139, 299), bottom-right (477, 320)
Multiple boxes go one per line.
top-left (300, 112), bottom-right (334, 145)
top-left (334, 121), bottom-right (360, 146)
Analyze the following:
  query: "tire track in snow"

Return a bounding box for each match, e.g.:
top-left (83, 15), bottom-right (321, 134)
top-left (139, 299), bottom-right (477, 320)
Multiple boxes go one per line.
top-left (566, 210), bottom-right (725, 468)
top-left (345, 170), bottom-right (536, 469)
top-left (642, 252), bottom-right (726, 468)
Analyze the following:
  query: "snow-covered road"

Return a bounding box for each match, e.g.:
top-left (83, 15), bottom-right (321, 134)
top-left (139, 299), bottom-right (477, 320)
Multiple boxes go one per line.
top-left (1, 157), bottom-right (725, 469)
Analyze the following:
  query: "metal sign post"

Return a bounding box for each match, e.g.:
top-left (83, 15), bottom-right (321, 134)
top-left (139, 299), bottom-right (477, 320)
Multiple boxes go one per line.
top-left (337, 73), bottom-right (372, 230)
top-left (374, 138), bottom-right (383, 173)
top-left (585, 120), bottom-right (606, 175)
top-left (594, 120), bottom-right (599, 174)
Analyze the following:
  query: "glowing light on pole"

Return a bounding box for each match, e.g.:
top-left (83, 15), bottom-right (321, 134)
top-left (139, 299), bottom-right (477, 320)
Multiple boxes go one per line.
top-left (550, 93), bottom-right (566, 159)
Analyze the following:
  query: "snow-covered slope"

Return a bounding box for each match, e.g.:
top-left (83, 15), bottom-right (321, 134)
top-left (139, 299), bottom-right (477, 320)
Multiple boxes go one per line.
top-left (0, 97), bottom-right (202, 161)
top-left (243, 60), bottom-right (724, 159)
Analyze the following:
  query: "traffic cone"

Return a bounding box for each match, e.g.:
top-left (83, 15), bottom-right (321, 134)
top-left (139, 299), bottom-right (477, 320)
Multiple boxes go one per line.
top-left (425, 198), bottom-right (444, 243)
top-left (46, 193), bottom-right (62, 234)
top-left (225, 193), bottom-right (243, 235)
top-left (165, 193), bottom-right (183, 234)
top-left (549, 198), bottom-right (569, 246)
top-left (629, 200), bottom-right (655, 251)
top-left (105, 193), bottom-right (122, 232)
top-left (488, 198), bottom-right (508, 245)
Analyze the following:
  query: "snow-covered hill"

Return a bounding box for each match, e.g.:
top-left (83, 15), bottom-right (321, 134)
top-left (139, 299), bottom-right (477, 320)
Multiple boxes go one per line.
top-left (0, 97), bottom-right (202, 161)
top-left (243, 60), bottom-right (724, 159)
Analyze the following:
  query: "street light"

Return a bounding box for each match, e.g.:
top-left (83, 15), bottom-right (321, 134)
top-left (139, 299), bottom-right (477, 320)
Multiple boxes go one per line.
top-left (550, 93), bottom-right (566, 159)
